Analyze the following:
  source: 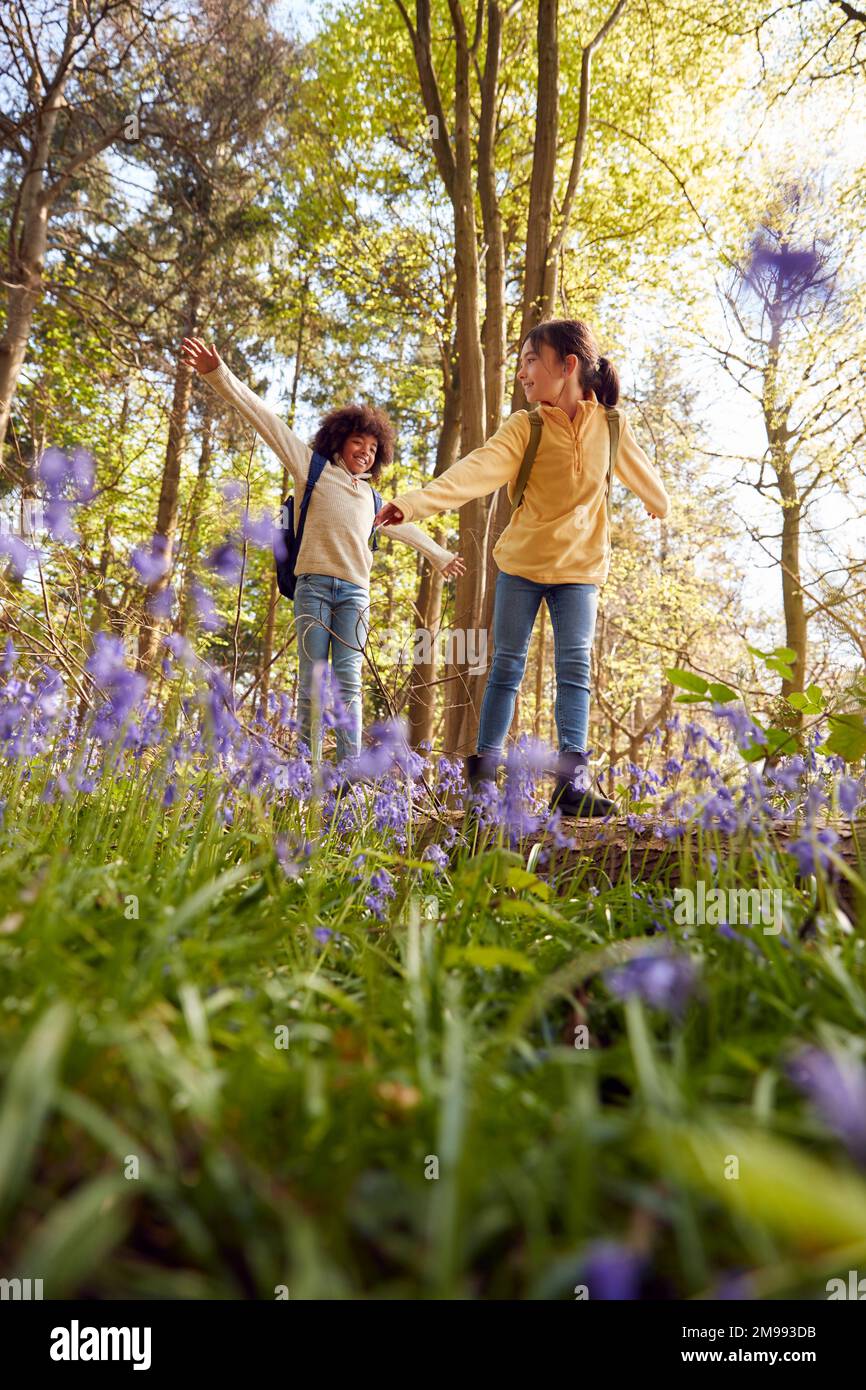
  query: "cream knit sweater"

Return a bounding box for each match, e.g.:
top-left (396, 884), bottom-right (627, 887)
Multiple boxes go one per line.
top-left (201, 360), bottom-right (454, 589)
top-left (390, 390), bottom-right (670, 586)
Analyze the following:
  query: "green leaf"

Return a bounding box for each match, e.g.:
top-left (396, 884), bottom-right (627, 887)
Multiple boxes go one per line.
top-left (665, 667), bottom-right (709, 694)
top-left (773, 647), bottom-right (798, 662)
top-left (766, 727), bottom-right (799, 756)
top-left (674, 693), bottom-right (709, 704)
top-left (18, 1175), bottom-right (130, 1298)
top-left (0, 1001), bottom-right (72, 1222)
top-left (659, 1124), bottom-right (866, 1249)
top-left (806, 684), bottom-right (825, 706)
top-left (444, 945), bottom-right (536, 975)
top-left (824, 714), bottom-right (866, 763)
top-left (739, 744), bottom-right (767, 763)
top-left (787, 692), bottom-right (810, 710)
top-left (497, 898), bottom-right (565, 925)
top-left (707, 682), bottom-right (738, 702)
top-left (504, 866), bottom-right (547, 896)
top-left (765, 658), bottom-right (794, 680)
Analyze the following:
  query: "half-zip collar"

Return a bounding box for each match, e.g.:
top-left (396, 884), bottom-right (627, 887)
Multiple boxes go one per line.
top-left (535, 388), bottom-right (599, 475)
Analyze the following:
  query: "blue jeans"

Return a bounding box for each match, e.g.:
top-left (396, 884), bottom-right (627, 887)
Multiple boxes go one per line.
top-left (477, 570), bottom-right (599, 756)
top-left (293, 574), bottom-right (370, 761)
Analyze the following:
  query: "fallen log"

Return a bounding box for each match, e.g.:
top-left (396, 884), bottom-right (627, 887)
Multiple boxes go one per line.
top-left (414, 810), bottom-right (866, 921)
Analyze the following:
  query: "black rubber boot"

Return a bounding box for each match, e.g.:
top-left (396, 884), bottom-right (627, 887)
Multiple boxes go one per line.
top-left (465, 752), bottom-right (498, 795)
top-left (549, 750), bottom-right (617, 818)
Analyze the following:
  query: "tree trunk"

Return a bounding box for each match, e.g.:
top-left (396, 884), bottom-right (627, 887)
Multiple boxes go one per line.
top-left (177, 391), bottom-right (214, 635)
top-left (441, 0), bottom-right (488, 755)
top-left (0, 87), bottom-right (65, 465)
top-left (408, 358), bottom-right (460, 746)
top-left (259, 280), bottom-right (308, 717)
top-left (137, 289), bottom-right (201, 672)
top-left (408, 544), bottom-right (445, 746)
top-left (764, 286), bottom-right (805, 699)
top-left (779, 477), bottom-right (806, 695)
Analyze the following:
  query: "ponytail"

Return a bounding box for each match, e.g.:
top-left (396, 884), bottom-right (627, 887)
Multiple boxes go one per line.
top-left (592, 355), bottom-right (620, 408)
top-left (523, 318), bottom-right (620, 407)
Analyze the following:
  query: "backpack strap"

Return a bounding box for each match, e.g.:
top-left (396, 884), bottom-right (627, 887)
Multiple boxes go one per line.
top-left (510, 407), bottom-right (544, 516)
top-left (370, 487), bottom-right (382, 552)
top-left (294, 452), bottom-right (328, 551)
top-left (603, 407), bottom-right (621, 521)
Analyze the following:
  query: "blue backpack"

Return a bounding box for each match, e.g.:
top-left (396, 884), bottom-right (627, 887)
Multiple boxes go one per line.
top-left (274, 453), bottom-right (382, 599)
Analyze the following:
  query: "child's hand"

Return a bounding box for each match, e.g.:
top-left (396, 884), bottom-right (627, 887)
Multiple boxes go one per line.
top-left (374, 502), bottom-right (404, 527)
top-left (181, 337), bottom-right (221, 374)
top-left (442, 555), bottom-right (466, 579)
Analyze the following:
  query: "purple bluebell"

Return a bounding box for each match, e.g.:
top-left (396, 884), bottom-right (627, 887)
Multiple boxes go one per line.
top-left (788, 828), bottom-right (838, 876)
top-left (838, 777), bottom-right (863, 819)
top-left (131, 534), bottom-right (170, 584)
top-left (70, 448), bottom-right (96, 501)
top-left (241, 508), bottom-right (276, 548)
top-left (37, 446), bottom-right (70, 493)
top-left (0, 533), bottom-right (38, 578)
top-left (365, 866), bottom-right (396, 920)
top-left (581, 1240), bottom-right (645, 1300)
top-left (146, 585), bottom-right (174, 619)
top-left (206, 542), bottom-right (243, 584)
top-left (605, 950), bottom-right (698, 1017)
top-left (787, 1047), bottom-right (866, 1165)
top-left (44, 498), bottom-right (78, 544)
top-left (422, 843), bottom-right (449, 873)
top-left (191, 581), bottom-right (222, 632)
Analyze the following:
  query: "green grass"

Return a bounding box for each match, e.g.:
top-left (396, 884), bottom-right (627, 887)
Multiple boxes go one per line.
top-left (1, 734), bottom-right (865, 1300)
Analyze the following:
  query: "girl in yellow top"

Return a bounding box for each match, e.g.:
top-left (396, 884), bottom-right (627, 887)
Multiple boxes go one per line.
top-left (376, 318), bottom-right (670, 816)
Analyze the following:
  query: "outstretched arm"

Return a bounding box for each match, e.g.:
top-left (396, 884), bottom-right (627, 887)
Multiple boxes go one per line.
top-left (377, 411), bottom-right (530, 525)
top-left (180, 338), bottom-right (310, 485)
top-left (614, 412), bottom-right (670, 520)
top-left (383, 520), bottom-right (466, 577)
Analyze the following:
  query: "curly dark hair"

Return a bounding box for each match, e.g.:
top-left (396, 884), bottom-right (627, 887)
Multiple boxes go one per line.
top-left (310, 404), bottom-right (395, 482)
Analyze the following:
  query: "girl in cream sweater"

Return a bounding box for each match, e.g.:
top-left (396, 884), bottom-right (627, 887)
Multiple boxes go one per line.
top-left (376, 318), bottom-right (670, 817)
top-left (180, 338), bottom-right (464, 765)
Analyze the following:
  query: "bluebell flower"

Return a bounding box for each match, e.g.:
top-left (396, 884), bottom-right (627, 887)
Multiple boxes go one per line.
top-left (787, 1047), bottom-right (866, 1165)
top-left (605, 950), bottom-right (698, 1017)
top-left (581, 1241), bottom-right (645, 1300)
top-left (191, 581), bottom-right (222, 632)
top-left (422, 843), bottom-right (449, 873)
top-left (131, 534), bottom-right (170, 584)
top-left (838, 777), bottom-right (863, 819)
top-left (206, 542), bottom-right (243, 584)
top-left (788, 828), bottom-right (838, 876)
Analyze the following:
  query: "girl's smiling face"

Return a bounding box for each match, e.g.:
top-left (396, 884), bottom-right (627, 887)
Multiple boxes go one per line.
top-left (340, 432), bottom-right (379, 475)
top-left (517, 338), bottom-right (578, 404)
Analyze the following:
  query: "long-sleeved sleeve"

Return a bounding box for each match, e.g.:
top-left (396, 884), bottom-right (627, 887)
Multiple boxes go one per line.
top-left (201, 360), bottom-right (310, 486)
top-left (614, 413), bottom-right (670, 519)
top-left (390, 411), bottom-right (530, 523)
top-left (385, 520), bottom-right (454, 573)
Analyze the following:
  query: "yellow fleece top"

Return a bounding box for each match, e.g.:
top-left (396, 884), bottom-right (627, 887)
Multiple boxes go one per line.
top-left (391, 390), bottom-right (670, 586)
